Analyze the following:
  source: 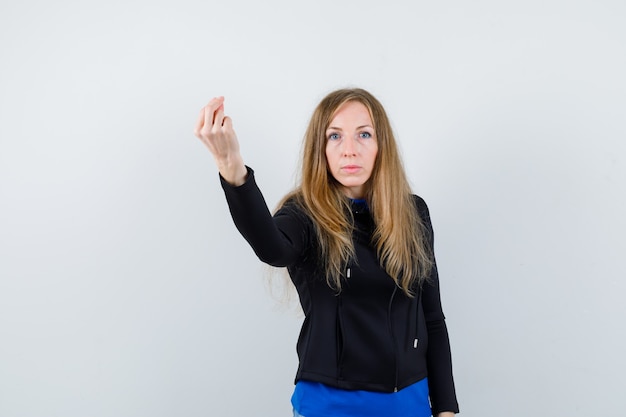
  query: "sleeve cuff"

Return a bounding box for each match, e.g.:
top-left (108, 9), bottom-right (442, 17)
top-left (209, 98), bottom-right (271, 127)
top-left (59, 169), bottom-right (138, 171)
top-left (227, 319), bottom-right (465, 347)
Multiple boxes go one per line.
top-left (219, 166), bottom-right (254, 190)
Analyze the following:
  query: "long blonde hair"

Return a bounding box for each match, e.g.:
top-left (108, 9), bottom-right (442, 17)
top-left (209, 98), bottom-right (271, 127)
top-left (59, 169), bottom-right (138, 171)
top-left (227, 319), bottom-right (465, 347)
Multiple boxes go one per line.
top-left (281, 88), bottom-right (432, 295)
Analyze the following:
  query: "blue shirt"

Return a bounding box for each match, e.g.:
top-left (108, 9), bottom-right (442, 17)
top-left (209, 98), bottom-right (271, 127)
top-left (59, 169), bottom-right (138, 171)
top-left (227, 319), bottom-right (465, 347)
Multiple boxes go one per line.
top-left (291, 378), bottom-right (432, 417)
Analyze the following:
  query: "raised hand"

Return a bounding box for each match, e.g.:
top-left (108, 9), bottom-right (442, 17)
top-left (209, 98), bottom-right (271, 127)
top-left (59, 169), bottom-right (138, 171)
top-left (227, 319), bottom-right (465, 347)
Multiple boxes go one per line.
top-left (194, 96), bottom-right (247, 186)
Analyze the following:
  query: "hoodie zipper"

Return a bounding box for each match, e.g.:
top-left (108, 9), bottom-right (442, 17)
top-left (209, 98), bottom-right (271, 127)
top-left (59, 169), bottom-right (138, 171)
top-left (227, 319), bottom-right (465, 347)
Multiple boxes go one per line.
top-left (388, 286), bottom-right (422, 392)
top-left (387, 286), bottom-right (399, 392)
top-left (413, 287), bottom-right (423, 350)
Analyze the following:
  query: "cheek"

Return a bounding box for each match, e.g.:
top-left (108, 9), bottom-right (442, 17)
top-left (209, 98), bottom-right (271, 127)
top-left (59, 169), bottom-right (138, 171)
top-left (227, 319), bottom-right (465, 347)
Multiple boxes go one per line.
top-left (325, 145), bottom-right (337, 168)
top-left (369, 146), bottom-right (379, 168)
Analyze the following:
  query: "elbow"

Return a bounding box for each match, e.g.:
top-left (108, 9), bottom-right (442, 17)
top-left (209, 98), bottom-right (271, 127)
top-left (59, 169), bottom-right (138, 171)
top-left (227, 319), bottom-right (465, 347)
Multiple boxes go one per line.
top-left (255, 249), bottom-right (291, 267)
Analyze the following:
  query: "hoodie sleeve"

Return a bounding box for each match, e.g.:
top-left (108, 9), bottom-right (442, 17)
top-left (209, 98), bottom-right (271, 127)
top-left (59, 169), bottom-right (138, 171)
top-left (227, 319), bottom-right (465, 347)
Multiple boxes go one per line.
top-left (415, 195), bottom-right (460, 415)
top-left (220, 167), bottom-right (310, 267)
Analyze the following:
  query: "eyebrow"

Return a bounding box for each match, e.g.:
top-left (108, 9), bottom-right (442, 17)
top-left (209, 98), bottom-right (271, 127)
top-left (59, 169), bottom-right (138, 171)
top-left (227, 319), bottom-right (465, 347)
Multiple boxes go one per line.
top-left (326, 125), bottom-right (374, 131)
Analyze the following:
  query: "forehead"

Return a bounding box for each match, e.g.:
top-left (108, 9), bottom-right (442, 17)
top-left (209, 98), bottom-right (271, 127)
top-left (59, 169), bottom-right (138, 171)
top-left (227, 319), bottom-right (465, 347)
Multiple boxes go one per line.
top-left (328, 101), bottom-right (373, 127)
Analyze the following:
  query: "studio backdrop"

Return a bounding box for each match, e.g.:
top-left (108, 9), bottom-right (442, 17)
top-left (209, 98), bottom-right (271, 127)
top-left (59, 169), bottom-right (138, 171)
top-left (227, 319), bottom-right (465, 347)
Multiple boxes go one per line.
top-left (1, 1), bottom-right (625, 416)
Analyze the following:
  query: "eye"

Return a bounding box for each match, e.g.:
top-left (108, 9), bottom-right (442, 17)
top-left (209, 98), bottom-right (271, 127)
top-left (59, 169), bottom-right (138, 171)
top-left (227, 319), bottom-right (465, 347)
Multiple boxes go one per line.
top-left (328, 133), bottom-right (340, 141)
top-left (359, 131), bottom-right (372, 139)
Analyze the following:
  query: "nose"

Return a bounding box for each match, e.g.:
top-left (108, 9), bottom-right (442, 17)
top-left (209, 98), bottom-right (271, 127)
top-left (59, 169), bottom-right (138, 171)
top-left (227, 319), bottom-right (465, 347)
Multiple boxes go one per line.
top-left (342, 136), bottom-right (357, 156)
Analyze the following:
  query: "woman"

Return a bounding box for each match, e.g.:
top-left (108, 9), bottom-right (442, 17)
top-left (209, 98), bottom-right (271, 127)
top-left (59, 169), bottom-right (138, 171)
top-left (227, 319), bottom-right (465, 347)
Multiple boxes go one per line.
top-left (194, 88), bottom-right (459, 417)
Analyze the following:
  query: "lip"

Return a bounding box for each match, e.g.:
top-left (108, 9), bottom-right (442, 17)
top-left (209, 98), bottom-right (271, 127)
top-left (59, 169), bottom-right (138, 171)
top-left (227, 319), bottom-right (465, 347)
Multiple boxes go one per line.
top-left (341, 165), bottom-right (362, 173)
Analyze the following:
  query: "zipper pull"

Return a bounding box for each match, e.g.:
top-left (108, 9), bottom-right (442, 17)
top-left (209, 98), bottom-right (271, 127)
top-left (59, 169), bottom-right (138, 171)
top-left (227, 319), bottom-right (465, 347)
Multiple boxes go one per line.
top-left (413, 338), bottom-right (418, 349)
top-left (346, 267), bottom-right (351, 278)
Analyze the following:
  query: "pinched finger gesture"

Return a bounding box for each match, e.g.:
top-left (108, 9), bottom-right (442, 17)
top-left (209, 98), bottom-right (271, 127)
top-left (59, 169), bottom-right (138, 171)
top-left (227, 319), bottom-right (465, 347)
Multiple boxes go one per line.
top-left (194, 96), bottom-right (247, 185)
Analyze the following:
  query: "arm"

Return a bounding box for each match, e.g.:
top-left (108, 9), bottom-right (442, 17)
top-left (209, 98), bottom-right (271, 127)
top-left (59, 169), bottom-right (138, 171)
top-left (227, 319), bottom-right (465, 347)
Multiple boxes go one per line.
top-left (220, 169), bottom-right (310, 266)
top-left (423, 266), bottom-right (459, 415)
top-left (194, 97), bottom-right (308, 266)
top-left (416, 197), bottom-right (460, 415)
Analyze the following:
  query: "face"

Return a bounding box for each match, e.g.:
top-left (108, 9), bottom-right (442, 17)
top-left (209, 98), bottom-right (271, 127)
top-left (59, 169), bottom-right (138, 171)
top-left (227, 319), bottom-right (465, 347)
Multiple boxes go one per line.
top-left (325, 101), bottom-right (378, 199)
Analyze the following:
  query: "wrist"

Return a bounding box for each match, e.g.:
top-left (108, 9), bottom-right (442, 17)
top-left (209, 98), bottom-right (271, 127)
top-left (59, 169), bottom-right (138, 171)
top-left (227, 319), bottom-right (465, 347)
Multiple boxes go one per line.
top-left (217, 156), bottom-right (247, 186)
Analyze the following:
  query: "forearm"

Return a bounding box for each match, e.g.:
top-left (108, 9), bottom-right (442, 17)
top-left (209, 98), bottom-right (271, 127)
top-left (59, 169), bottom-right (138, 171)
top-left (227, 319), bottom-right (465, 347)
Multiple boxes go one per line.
top-left (426, 318), bottom-right (459, 414)
top-left (221, 168), bottom-right (306, 266)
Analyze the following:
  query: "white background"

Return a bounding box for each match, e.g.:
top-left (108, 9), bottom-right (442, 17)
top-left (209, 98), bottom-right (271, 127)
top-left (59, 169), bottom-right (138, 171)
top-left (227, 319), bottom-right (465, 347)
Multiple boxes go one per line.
top-left (1, 1), bottom-right (625, 416)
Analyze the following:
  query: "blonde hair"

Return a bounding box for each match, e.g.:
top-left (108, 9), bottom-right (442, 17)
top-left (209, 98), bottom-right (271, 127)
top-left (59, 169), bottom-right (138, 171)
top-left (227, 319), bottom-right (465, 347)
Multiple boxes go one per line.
top-left (281, 88), bottom-right (432, 295)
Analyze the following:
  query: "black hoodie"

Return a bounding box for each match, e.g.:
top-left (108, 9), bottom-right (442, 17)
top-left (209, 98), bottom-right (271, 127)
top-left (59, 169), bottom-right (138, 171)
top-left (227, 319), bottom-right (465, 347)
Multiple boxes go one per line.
top-left (220, 168), bottom-right (459, 415)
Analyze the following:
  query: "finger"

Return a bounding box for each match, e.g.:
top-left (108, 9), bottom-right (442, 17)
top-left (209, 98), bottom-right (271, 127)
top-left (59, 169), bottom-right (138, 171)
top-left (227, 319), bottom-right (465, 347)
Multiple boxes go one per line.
top-left (203, 96), bottom-right (224, 127)
top-left (213, 104), bottom-right (225, 129)
top-left (223, 116), bottom-right (233, 131)
top-left (194, 108), bottom-right (205, 137)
